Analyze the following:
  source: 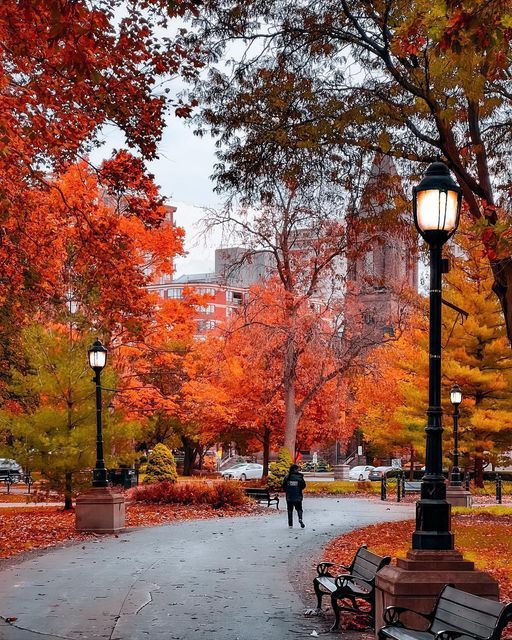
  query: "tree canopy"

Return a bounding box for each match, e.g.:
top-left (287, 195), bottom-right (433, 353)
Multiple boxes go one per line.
top-left (191, 0), bottom-right (512, 339)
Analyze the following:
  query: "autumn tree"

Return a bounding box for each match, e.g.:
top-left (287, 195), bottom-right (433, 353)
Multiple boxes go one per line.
top-left (116, 288), bottom-right (216, 475)
top-left (0, 325), bottom-right (141, 509)
top-left (191, 0), bottom-right (512, 341)
top-left (0, 0), bottom-right (203, 378)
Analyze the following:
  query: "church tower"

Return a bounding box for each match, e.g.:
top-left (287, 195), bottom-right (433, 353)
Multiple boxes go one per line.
top-left (346, 154), bottom-right (418, 333)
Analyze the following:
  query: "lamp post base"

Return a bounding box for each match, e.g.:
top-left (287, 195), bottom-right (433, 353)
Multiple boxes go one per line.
top-left (375, 550), bottom-right (498, 636)
top-left (446, 484), bottom-right (472, 507)
top-left (333, 464), bottom-right (351, 480)
top-left (75, 487), bottom-right (125, 533)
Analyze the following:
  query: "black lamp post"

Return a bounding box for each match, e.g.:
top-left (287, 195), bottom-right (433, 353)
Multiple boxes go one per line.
top-left (88, 338), bottom-right (108, 488)
top-left (412, 161), bottom-right (462, 550)
top-left (450, 383), bottom-right (463, 486)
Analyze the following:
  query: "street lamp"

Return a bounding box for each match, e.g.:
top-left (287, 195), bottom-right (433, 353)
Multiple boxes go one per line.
top-left (412, 161), bottom-right (462, 550)
top-left (88, 338), bottom-right (108, 488)
top-left (450, 383), bottom-right (463, 486)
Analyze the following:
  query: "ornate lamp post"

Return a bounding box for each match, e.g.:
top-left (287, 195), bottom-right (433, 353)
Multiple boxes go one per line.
top-left (449, 383), bottom-right (463, 486)
top-left (88, 338), bottom-right (108, 488)
top-left (412, 161), bottom-right (462, 550)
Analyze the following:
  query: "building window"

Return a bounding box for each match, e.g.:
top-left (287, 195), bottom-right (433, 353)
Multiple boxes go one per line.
top-left (197, 287), bottom-right (215, 296)
top-left (227, 290), bottom-right (244, 304)
top-left (197, 319), bottom-right (216, 332)
top-left (363, 251), bottom-right (374, 275)
top-left (167, 288), bottom-right (183, 299)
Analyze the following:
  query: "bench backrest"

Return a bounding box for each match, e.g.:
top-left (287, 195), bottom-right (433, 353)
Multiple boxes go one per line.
top-left (350, 546), bottom-right (391, 586)
top-left (431, 586), bottom-right (512, 640)
top-left (245, 488), bottom-right (269, 496)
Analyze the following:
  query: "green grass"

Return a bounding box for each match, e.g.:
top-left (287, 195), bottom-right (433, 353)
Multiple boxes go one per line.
top-left (453, 505), bottom-right (512, 516)
top-left (304, 480), bottom-right (380, 495)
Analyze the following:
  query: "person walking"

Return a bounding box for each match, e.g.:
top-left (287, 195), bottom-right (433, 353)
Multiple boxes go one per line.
top-left (282, 463), bottom-right (306, 528)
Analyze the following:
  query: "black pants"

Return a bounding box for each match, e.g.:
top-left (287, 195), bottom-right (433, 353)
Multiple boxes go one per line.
top-left (286, 500), bottom-right (303, 526)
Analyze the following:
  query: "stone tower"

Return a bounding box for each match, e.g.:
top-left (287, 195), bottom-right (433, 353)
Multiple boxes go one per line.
top-left (346, 153), bottom-right (418, 334)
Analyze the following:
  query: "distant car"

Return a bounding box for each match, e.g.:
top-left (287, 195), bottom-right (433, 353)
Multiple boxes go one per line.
top-left (348, 465), bottom-right (375, 481)
top-left (368, 466), bottom-right (402, 481)
top-left (221, 463), bottom-right (263, 481)
top-left (0, 458), bottom-right (23, 482)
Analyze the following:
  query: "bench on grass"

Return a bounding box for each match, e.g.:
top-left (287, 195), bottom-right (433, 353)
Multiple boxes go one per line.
top-left (379, 584), bottom-right (512, 640)
top-left (403, 481), bottom-right (422, 493)
top-left (313, 544), bottom-right (391, 630)
top-left (244, 487), bottom-right (279, 509)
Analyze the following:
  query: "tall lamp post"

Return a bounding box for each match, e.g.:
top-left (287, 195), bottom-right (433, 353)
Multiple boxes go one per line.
top-left (450, 383), bottom-right (463, 486)
top-left (88, 338), bottom-right (108, 488)
top-left (412, 161), bottom-right (462, 550)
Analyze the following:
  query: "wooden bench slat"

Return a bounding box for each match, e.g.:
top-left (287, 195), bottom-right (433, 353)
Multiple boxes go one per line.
top-left (380, 628), bottom-right (433, 640)
top-left (432, 610), bottom-right (497, 639)
top-left (443, 587), bottom-right (506, 616)
top-left (434, 601), bottom-right (504, 631)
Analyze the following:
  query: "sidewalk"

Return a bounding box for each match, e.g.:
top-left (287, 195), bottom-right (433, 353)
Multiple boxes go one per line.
top-left (0, 497), bottom-right (414, 640)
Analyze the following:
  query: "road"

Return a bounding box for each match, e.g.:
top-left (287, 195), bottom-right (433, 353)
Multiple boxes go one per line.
top-left (0, 497), bottom-right (414, 640)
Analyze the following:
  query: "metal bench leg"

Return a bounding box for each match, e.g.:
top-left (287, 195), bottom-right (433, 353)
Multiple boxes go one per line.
top-left (313, 579), bottom-right (326, 610)
top-left (331, 595), bottom-right (341, 630)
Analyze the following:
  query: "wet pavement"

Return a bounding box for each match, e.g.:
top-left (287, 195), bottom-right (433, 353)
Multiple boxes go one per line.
top-left (0, 497), bottom-right (414, 640)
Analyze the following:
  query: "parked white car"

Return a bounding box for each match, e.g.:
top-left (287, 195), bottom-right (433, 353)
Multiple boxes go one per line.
top-left (221, 463), bottom-right (263, 481)
top-left (348, 465), bottom-right (375, 481)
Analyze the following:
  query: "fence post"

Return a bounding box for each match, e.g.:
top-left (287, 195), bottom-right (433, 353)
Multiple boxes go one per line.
top-left (380, 475), bottom-right (387, 501)
top-left (396, 472), bottom-right (402, 502)
top-left (496, 474), bottom-right (502, 504)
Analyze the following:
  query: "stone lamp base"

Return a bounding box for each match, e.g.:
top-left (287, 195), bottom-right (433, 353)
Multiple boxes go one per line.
top-left (446, 484), bottom-right (472, 507)
top-left (75, 487), bottom-right (126, 533)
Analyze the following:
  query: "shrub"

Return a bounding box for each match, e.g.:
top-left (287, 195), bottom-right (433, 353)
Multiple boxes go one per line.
top-left (132, 480), bottom-right (247, 508)
top-left (267, 447), bottom-right (293, 491)
top-left (142, 444), bottom-right (178, 484)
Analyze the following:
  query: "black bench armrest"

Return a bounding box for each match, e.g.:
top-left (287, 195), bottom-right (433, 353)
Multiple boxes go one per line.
top-left (334, 574), bottom-right (372, 590)
top-left (383, 606), bottom-right (433, 625)
top-left (316, 562), bottom-right (350, 576)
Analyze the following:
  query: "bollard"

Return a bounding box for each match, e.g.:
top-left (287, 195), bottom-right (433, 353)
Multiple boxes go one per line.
top-left (380, 475), bottom-right (387, 501)
top-left (396, 473), bottom-right (402, 502)
top-left (496, 474), bottom-right (502, 504)
top-left (402, 473), bottom-right (406, 496)
top-left (465, 472), bottom-right (470, 492)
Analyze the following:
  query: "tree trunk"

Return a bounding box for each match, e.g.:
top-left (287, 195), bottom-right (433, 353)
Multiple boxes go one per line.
top-left (283, 379), bottom-right (298, 457)
top-left (262, 426), bottom-right (270, 477)
top-left (182, 437), bottom-right (198, 476)
top-left (64, 471), bottom-right (73, 510)
top-left (491, 258), bottom-right (512, 345)
top-left (474, 455), bottom-right (484, 489)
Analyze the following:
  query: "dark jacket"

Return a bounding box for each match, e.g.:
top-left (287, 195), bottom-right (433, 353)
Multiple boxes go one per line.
top-left (282, 471), bottom-right (306, 502)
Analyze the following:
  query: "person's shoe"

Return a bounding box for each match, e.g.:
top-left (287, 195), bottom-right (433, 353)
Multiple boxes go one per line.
top-left (299, 520), bottom-right (305, 528)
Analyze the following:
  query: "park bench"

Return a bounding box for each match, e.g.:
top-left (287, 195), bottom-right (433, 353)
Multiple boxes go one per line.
top-left (244, 487), bottom-right (280, 509)
top-left (379, 584), bottom-right (512, 640)
top-left (313, 544), bottom-right (391, 630)
top-left (403, 481), bottom-right (422, 493)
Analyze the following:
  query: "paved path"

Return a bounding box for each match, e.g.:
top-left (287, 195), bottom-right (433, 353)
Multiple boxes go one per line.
top-left (0, 497), bottom-right (414, 640)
